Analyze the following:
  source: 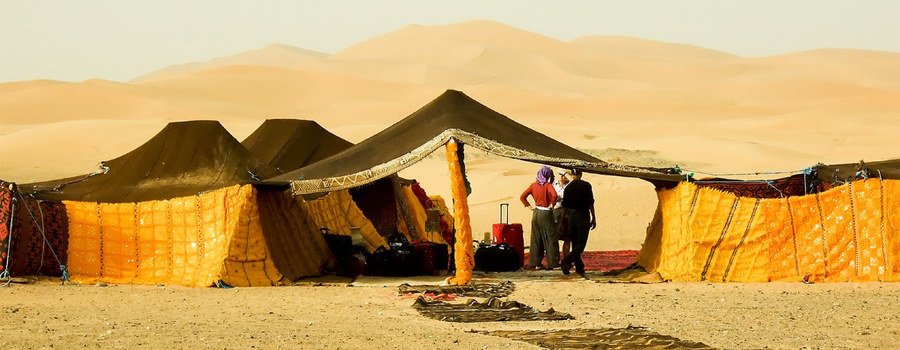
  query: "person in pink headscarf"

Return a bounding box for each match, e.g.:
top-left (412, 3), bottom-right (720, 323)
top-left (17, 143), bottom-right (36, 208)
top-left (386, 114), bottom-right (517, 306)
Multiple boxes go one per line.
top-left (520, 166), bottom-right (559, 270)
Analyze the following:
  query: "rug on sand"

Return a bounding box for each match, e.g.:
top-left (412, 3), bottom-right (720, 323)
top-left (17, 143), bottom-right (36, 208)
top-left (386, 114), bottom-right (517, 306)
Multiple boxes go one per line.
top-left (524, 250), bottom-right (639, 271)
top-left (398, 281), bottom-right (514, 298)
top-left (474, 327), bottom-right (714, 349)
top-left (413, 296), bottom-right (573, 323)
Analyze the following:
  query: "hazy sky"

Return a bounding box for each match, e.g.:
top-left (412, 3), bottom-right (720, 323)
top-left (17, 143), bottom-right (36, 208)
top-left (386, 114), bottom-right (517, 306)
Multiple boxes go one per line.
top-left (1, 0), bottom-right (898, 83)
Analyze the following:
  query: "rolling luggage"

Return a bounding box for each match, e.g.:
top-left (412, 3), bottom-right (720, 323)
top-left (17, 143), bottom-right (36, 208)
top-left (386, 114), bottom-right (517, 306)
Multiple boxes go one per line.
top-left (474, 243), bottom-right (521, 272)
top-left (491, 203), bottom-right (525, 267)
top-left (368, 245), bottom-right (419, 276)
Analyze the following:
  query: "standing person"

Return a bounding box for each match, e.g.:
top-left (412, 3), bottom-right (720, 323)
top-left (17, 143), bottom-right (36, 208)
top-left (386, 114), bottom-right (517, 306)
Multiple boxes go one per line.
top-left (520, 166), bottom-right (559, 270)
top-left (552, 169), bottom-right (570, 264)
top-left (557, 169), bottom-right (596, 276)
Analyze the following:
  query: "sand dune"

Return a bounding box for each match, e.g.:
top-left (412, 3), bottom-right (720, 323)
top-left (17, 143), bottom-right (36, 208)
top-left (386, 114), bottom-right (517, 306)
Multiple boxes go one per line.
top-left (570, 35), bottom-right (741, 63)
top-left (0, 79), bottom-right (215, 126)
top-left (1, 20), bottom-right (898, 249)
top-left (136, 65), bottom-right (438, 123)
top-left (0, 120), bottom-right (166, 183)
top-left (131, 44), bottom-right (327, 83)
top-left (707, 49), bottom-right (900, 92)
top-left (332, 20), bottom-right (576, 64)
top-left (0, 79), bottom-right (69, 94)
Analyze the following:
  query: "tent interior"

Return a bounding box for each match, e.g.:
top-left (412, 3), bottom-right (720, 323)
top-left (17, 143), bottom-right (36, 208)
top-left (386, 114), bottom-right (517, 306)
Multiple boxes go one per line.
top-left (241, 118), bottom-right (454, 277)
top-left (264, 89), bottom-right (683, 284)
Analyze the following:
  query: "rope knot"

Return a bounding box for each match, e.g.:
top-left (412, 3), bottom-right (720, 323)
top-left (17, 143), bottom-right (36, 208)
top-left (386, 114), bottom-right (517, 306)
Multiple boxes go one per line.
top-left (60, 265), bottom-right (71, 284)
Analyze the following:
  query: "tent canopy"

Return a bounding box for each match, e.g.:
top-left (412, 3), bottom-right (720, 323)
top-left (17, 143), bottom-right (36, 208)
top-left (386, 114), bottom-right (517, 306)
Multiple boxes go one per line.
top-left (267, 90), bottom-right (681, 194)
top-left (816, 158), bottom-right (900, 184)
top-left (242, 119), bottom-right (353, 173)
top-left (25, 121), bottom-right (278, 203)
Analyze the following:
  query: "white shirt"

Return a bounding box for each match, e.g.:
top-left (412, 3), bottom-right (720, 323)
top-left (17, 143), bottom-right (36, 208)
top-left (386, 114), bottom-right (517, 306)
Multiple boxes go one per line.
top-left (552, 181), bottom-right (567, 209)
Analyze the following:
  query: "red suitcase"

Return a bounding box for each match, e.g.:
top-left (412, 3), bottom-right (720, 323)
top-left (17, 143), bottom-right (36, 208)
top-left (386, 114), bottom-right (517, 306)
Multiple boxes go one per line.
top-left (491, 203), bottom-right (525, 267)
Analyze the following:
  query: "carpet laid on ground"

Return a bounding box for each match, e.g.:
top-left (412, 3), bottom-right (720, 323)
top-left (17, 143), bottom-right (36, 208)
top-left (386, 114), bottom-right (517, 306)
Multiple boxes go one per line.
top-left (398, 281), bottom-right (514, 298)
top-left (523, 250), bottom-right (639, 271)
top-left (474, 327), bottom-right (714, 349)
top-left (412, 296), bottom-right (573, 323)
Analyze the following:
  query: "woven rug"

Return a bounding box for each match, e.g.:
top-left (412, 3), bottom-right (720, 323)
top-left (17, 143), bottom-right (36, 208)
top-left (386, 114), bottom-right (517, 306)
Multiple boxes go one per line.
top-left (524, 250), bottom-right (638, 271)
top-left (413, 296), bottom-right (573, 323)
top-left (474, 327), bottom-right (714, 349)
top-left (399, 281), bottom-right (514, 298)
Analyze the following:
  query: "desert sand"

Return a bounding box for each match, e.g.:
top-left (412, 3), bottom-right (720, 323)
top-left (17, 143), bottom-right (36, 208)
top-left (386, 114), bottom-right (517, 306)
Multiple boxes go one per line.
top-left (1, 277), bottom-right (898, 349)
top-left (1, 20), bottom-right (898, 349)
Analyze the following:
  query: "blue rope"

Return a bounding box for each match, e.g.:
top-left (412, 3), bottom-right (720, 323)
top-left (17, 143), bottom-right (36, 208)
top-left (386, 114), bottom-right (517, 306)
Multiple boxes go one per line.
top-left (60, 265), bottom-right (70, 283)
top-left (214, 279), bottom-right (234, 289)
top-left (681, 166), bottom-right (812, 178)
top-left (694, 180), bottom-right (778, 184)
top-left (765, 180), bottom-right (786, 198)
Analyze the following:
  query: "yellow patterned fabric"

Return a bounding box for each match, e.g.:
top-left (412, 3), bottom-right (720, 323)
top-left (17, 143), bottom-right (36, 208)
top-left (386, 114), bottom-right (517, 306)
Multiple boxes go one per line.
top-left (65, 185), bottom-right (283, 287)
top-left (635, 206), bottom-right (663, 273)
top-left (445, 140), bottom-right (473, 285)
top-left (301, 190), bottom-right (387, 254)
top-left (639, 178), bottom-right (900, 282)
top-left (256, 190), bottom-right (336, 281)
top-left (396, 186), bottom-right (450, 248)
top-left (638, 183), bottom-right (700, 281)
top-left (219, 189), bottom-right (282, 287)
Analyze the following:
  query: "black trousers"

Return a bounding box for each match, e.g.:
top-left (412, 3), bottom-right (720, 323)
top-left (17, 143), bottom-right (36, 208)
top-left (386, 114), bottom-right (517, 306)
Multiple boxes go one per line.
top-left (562, 209), bottom-right (591, 273)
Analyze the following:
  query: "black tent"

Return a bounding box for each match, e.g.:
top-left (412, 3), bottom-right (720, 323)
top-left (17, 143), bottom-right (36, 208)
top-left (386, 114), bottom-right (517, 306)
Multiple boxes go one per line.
top-left (266, 90), bottom-right (681, 194)
top-left (25, 121), bottom-right (279, 203)
top-left (815, 158), bottom-right (900, 184)
top-left (242, 119), bottom-right (353, 173)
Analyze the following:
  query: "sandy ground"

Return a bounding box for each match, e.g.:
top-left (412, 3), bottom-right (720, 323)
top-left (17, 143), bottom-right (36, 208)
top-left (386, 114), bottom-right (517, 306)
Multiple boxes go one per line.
top-left (1, 277), bottom-right (898, 349)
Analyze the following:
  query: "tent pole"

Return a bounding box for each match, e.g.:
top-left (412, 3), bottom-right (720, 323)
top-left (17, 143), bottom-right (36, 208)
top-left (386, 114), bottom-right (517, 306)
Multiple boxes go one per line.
top-left (444, 139), bottom-right (473, 285)
top-left (390, 174), bottom-right (419, 241)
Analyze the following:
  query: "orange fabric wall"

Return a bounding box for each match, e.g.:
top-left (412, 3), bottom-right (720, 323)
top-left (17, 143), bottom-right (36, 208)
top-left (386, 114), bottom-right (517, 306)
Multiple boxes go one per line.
top-left (65, 185), bottom-right (283, 287)
top-left (640, 178), bottom-right (899, 282)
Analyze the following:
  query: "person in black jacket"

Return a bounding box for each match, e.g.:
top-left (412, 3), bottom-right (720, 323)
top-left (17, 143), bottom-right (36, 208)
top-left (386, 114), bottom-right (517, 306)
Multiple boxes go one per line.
top-left (556, 169), bottom-right (596, 276)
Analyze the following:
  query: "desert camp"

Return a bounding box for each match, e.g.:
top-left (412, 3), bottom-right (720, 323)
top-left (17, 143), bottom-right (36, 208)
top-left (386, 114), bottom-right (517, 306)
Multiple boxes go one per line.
top-left (3, 89), bottom-right (896, 288)
top-left (2, 3), bottom-right (899, 349)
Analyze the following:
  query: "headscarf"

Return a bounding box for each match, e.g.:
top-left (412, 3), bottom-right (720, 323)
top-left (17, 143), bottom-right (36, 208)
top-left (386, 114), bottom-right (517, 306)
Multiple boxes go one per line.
top-left (536, 166), bottom-right (554, 185)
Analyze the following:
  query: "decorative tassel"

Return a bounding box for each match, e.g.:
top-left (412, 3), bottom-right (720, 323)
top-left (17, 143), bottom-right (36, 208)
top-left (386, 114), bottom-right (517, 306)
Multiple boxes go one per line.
top-left (444, 139), bottom-right (473, 285)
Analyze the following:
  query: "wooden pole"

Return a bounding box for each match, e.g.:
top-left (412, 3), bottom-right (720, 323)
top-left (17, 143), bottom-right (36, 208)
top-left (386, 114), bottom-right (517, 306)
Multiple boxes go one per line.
top-left (445, 139), bottom-right (473, 285)
top-left (390, 174), bottom-right (418, 241)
